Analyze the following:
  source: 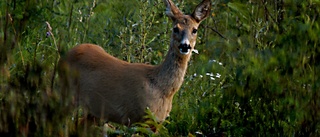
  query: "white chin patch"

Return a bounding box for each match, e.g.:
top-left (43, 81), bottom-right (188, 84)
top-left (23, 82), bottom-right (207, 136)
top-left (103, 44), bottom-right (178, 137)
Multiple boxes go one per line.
top-left (179, 48), bottom-right (191, 55)
top-left (179, 38), bottom-right (191, 55)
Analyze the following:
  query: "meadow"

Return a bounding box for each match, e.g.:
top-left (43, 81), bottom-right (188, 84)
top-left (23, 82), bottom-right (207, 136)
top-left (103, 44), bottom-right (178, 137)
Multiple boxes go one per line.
top-left (0, 0), bottom-right (319, 136)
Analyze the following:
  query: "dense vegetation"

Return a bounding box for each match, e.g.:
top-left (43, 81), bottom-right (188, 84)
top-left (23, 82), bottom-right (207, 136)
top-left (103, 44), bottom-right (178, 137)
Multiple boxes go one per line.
top-left (1, 0), bottom-right (319, 136)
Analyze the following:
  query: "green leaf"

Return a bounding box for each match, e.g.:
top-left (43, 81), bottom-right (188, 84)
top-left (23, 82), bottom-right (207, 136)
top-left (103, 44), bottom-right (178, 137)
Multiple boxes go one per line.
top-left (227, 2), bottom-right (250, 20)
top-left (93, 3), bottom-right (108, 13)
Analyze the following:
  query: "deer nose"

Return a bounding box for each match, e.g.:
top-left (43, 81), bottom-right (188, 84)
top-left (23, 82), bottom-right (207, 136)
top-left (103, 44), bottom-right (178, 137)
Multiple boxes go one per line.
top-left (179, 43), bottom-right (191, 49)
top-left (178, 43), bottom-right (191, 54)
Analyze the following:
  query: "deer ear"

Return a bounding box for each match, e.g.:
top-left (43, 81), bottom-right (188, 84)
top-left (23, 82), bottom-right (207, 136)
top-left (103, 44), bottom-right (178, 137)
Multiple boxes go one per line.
top-left (163, 0), bottom-right (183, 19)
top-left (192, 0), bottom-right (211, 22)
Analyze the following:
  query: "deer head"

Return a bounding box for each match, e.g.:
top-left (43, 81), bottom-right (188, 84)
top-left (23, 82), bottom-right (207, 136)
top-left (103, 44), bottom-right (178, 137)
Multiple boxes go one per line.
top-left (164, 0), bottom-right (211, 55)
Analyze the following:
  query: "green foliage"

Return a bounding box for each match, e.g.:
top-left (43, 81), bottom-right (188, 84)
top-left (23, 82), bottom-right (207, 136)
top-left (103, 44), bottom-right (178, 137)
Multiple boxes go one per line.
top-left (105, 108), bottom-right (169, 136)
top-left (1, 0), bottom-right (319, 136)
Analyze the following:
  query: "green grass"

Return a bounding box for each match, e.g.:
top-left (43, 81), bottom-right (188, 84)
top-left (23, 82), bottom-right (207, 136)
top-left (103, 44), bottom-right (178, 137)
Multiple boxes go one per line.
top-left (1, 0), bottom-right (320, 136)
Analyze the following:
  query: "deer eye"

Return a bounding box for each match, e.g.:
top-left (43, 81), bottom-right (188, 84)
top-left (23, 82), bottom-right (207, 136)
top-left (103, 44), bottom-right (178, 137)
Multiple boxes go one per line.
top-left (173, 27), bottom-right (179, 33)
top-left (192, 28), bottom-right (198, 34)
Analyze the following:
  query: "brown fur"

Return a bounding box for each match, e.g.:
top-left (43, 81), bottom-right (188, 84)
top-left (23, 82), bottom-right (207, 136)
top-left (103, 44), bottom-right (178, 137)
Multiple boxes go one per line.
top-left (59, 0), bottom-right (211, 125)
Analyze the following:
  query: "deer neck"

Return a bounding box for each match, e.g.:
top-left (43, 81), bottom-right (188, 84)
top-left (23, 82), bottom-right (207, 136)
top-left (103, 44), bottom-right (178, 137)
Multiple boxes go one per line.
top-left (151, 43), bottom-right (192, 97)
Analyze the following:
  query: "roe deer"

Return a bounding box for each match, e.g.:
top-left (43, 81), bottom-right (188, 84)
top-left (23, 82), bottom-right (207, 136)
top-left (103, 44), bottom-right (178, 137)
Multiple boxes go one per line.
top-left (60, 0), bottom-right (211, 125)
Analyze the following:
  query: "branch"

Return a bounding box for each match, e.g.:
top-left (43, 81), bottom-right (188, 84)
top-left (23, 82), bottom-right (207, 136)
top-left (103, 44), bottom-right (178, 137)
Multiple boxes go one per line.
top-left (204, 25), bottom-right (227, 40)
